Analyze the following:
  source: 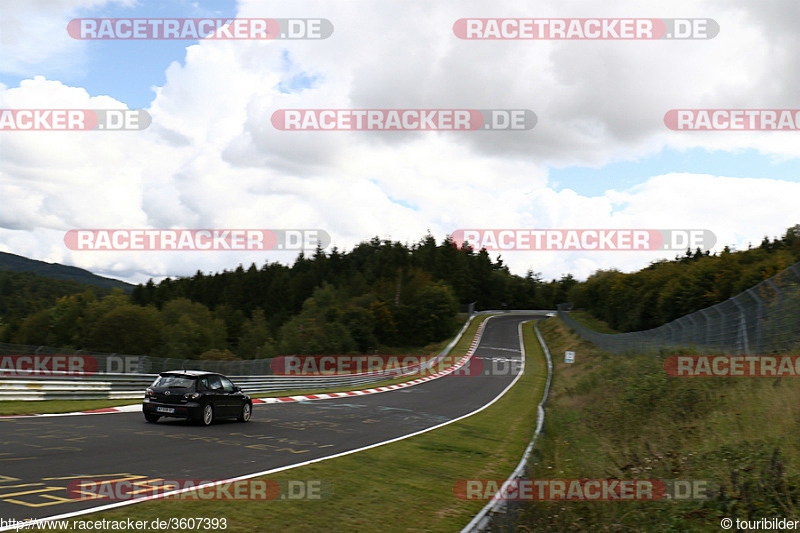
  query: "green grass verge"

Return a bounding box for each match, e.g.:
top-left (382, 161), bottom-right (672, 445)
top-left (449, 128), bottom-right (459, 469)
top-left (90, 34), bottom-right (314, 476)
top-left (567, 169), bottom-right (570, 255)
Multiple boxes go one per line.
top-left (26, 317), bottom-right (547, 532)
top-left (517, 317), bottom-right (800, 531)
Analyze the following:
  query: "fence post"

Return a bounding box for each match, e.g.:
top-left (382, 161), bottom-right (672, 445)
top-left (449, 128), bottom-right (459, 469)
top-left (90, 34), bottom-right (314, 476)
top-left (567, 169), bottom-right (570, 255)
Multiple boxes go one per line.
top-left (746, 288), bottom-right (764, 353)
top-left (714, 305), bottom-right (727, 352)
top-left (686, 314), bottom-right (698, 348)
top-left (732, 297), bottom-right (749, 355)
top-left (700, 309), bottom-right (711, 348)
top-left (670, 322), bottom-right (681, 344)
top-left (765, 278), bottom-right (783, 352)
top-left (790, 264), bottom-right (800, 281)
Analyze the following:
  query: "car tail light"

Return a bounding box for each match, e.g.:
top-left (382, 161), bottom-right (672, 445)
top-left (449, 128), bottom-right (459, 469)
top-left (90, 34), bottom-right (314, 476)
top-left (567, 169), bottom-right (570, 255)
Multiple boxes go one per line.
top-left (145, 388), bottom-right (154, 398)
top-left (185, 392), bottom-right (200, 400)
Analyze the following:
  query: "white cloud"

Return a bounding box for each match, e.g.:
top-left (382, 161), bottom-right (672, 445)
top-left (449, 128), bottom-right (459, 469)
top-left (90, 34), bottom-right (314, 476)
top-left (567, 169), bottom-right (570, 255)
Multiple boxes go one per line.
top-left (1, 0), bottom-right (799, 284)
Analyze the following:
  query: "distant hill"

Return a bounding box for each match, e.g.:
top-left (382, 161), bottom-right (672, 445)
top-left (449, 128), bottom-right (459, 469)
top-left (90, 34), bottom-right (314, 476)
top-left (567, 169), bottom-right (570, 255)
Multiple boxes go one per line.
top-left (0, 251), bottom-right (133, 292)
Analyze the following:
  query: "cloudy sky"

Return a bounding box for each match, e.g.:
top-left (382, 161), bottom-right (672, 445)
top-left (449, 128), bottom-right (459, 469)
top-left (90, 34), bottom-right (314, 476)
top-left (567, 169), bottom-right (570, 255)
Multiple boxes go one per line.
top-left (1, 0), bottom-right (799, 285)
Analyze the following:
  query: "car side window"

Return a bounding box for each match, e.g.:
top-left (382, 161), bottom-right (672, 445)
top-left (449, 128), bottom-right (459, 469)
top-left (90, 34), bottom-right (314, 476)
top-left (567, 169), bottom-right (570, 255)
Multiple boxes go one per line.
top-left (199, 377), bottom-right (210, 391)
top-left (207, 375), bottom-right (223, 391)
top-left (220, 377), bottom-right (235, 393)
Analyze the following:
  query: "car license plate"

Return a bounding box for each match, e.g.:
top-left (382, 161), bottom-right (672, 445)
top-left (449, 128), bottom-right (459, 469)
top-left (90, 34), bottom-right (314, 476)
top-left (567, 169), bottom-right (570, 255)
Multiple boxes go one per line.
top-left (156, 407), bottom-right (175, 414)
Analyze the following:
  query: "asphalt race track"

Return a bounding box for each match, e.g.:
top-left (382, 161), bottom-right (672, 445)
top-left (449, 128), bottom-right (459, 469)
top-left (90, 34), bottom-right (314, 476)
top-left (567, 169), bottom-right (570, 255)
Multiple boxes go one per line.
top-left (0, 314), bottom-right (543, 524)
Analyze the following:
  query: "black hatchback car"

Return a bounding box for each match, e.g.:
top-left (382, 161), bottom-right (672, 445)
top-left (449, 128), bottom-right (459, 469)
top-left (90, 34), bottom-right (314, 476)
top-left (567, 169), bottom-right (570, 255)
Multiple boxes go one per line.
top-left (142, 370), bottom-right (252, 425)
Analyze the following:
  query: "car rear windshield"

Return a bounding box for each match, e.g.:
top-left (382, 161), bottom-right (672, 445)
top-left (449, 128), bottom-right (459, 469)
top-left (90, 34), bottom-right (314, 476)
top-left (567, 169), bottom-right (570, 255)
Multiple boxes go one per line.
top-left (152, 375), bottom-right (196, 389)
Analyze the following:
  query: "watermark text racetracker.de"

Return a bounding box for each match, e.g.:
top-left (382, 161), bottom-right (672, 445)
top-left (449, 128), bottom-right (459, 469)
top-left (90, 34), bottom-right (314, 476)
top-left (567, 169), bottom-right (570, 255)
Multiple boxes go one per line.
top-left (271, 109), bottom-right (536, 131)
top-left (64, 229), bottom-right (330, 251)
top-left (665, 355), bottom-right (800, 377)
top-left (453, 479), bottom-right (716, 501)
top-left (0, 355), bottom-right (98, 376)
top-left (270, 354), bottom-right (515, 377)
top-left (0, 354), bottom-right (154, 376)
top-left (0, 109), bottom-right (150, 131)
top-left (67, 478), bottom-right (330, 501)
top-left (665, 109), bottom-right (800, 130)
top-left (453, 18), bottom-right (718, 40)
top-left (450, 229), bottom-right (716, 251)
top-left (67, 18), bottom-right (333, 40)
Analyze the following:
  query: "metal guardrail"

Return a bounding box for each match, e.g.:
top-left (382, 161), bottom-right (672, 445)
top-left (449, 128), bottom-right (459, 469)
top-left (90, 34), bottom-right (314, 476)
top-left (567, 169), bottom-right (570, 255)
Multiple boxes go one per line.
top-left (0, 314), bottom-right (481, 401)
top-left (2, 311), bottom-right (554, 531)
top-left (461, 266), bottom-right (800, 530)
top-left (0, 372), bottom-right (426, 401)
top-left (462, 317), bottom-right (554, 532)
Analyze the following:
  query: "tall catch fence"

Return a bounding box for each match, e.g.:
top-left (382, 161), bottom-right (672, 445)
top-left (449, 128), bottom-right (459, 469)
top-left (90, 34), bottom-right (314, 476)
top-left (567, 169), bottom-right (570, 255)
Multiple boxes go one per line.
top-left (558, 261), bottom-right (800, 355)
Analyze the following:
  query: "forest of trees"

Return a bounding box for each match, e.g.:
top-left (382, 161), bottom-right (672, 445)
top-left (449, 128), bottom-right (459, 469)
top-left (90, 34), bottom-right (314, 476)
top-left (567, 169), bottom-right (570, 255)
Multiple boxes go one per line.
top-left (0, 235), bottom-right (574, 358)
top-left (2, 226), bottom-right (798, 358)
top-left (0, 271), bottom-right (114, 326)
top-left (569, 225), bottom-right (800, 332)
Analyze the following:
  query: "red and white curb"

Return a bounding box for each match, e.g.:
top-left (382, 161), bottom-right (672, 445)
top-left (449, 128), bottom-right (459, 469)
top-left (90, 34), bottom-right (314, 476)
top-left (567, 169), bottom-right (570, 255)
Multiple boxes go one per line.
top-left (255, 318), bottom-right (488, 404)
top-left (0, 318), bottom-right (490, 418)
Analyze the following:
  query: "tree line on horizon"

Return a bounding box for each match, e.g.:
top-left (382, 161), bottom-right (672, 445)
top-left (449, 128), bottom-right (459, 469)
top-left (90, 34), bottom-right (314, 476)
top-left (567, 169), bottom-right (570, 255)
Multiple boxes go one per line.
top-left (1, 227), bottom-right (798, 357)
top-left (0, 235), bottom-right (574, 359)
top-left (568, 225), bottom-right (800, 332)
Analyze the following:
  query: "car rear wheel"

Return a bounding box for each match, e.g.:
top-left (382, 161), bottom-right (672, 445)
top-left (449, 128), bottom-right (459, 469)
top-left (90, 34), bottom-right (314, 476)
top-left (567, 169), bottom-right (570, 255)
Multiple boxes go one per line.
top-left (144, 413), bottom-right (160, 423)
top-left (201, 404), bottom-right (214, 426)
top-left (237, 402), bottom-right (252, 422)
